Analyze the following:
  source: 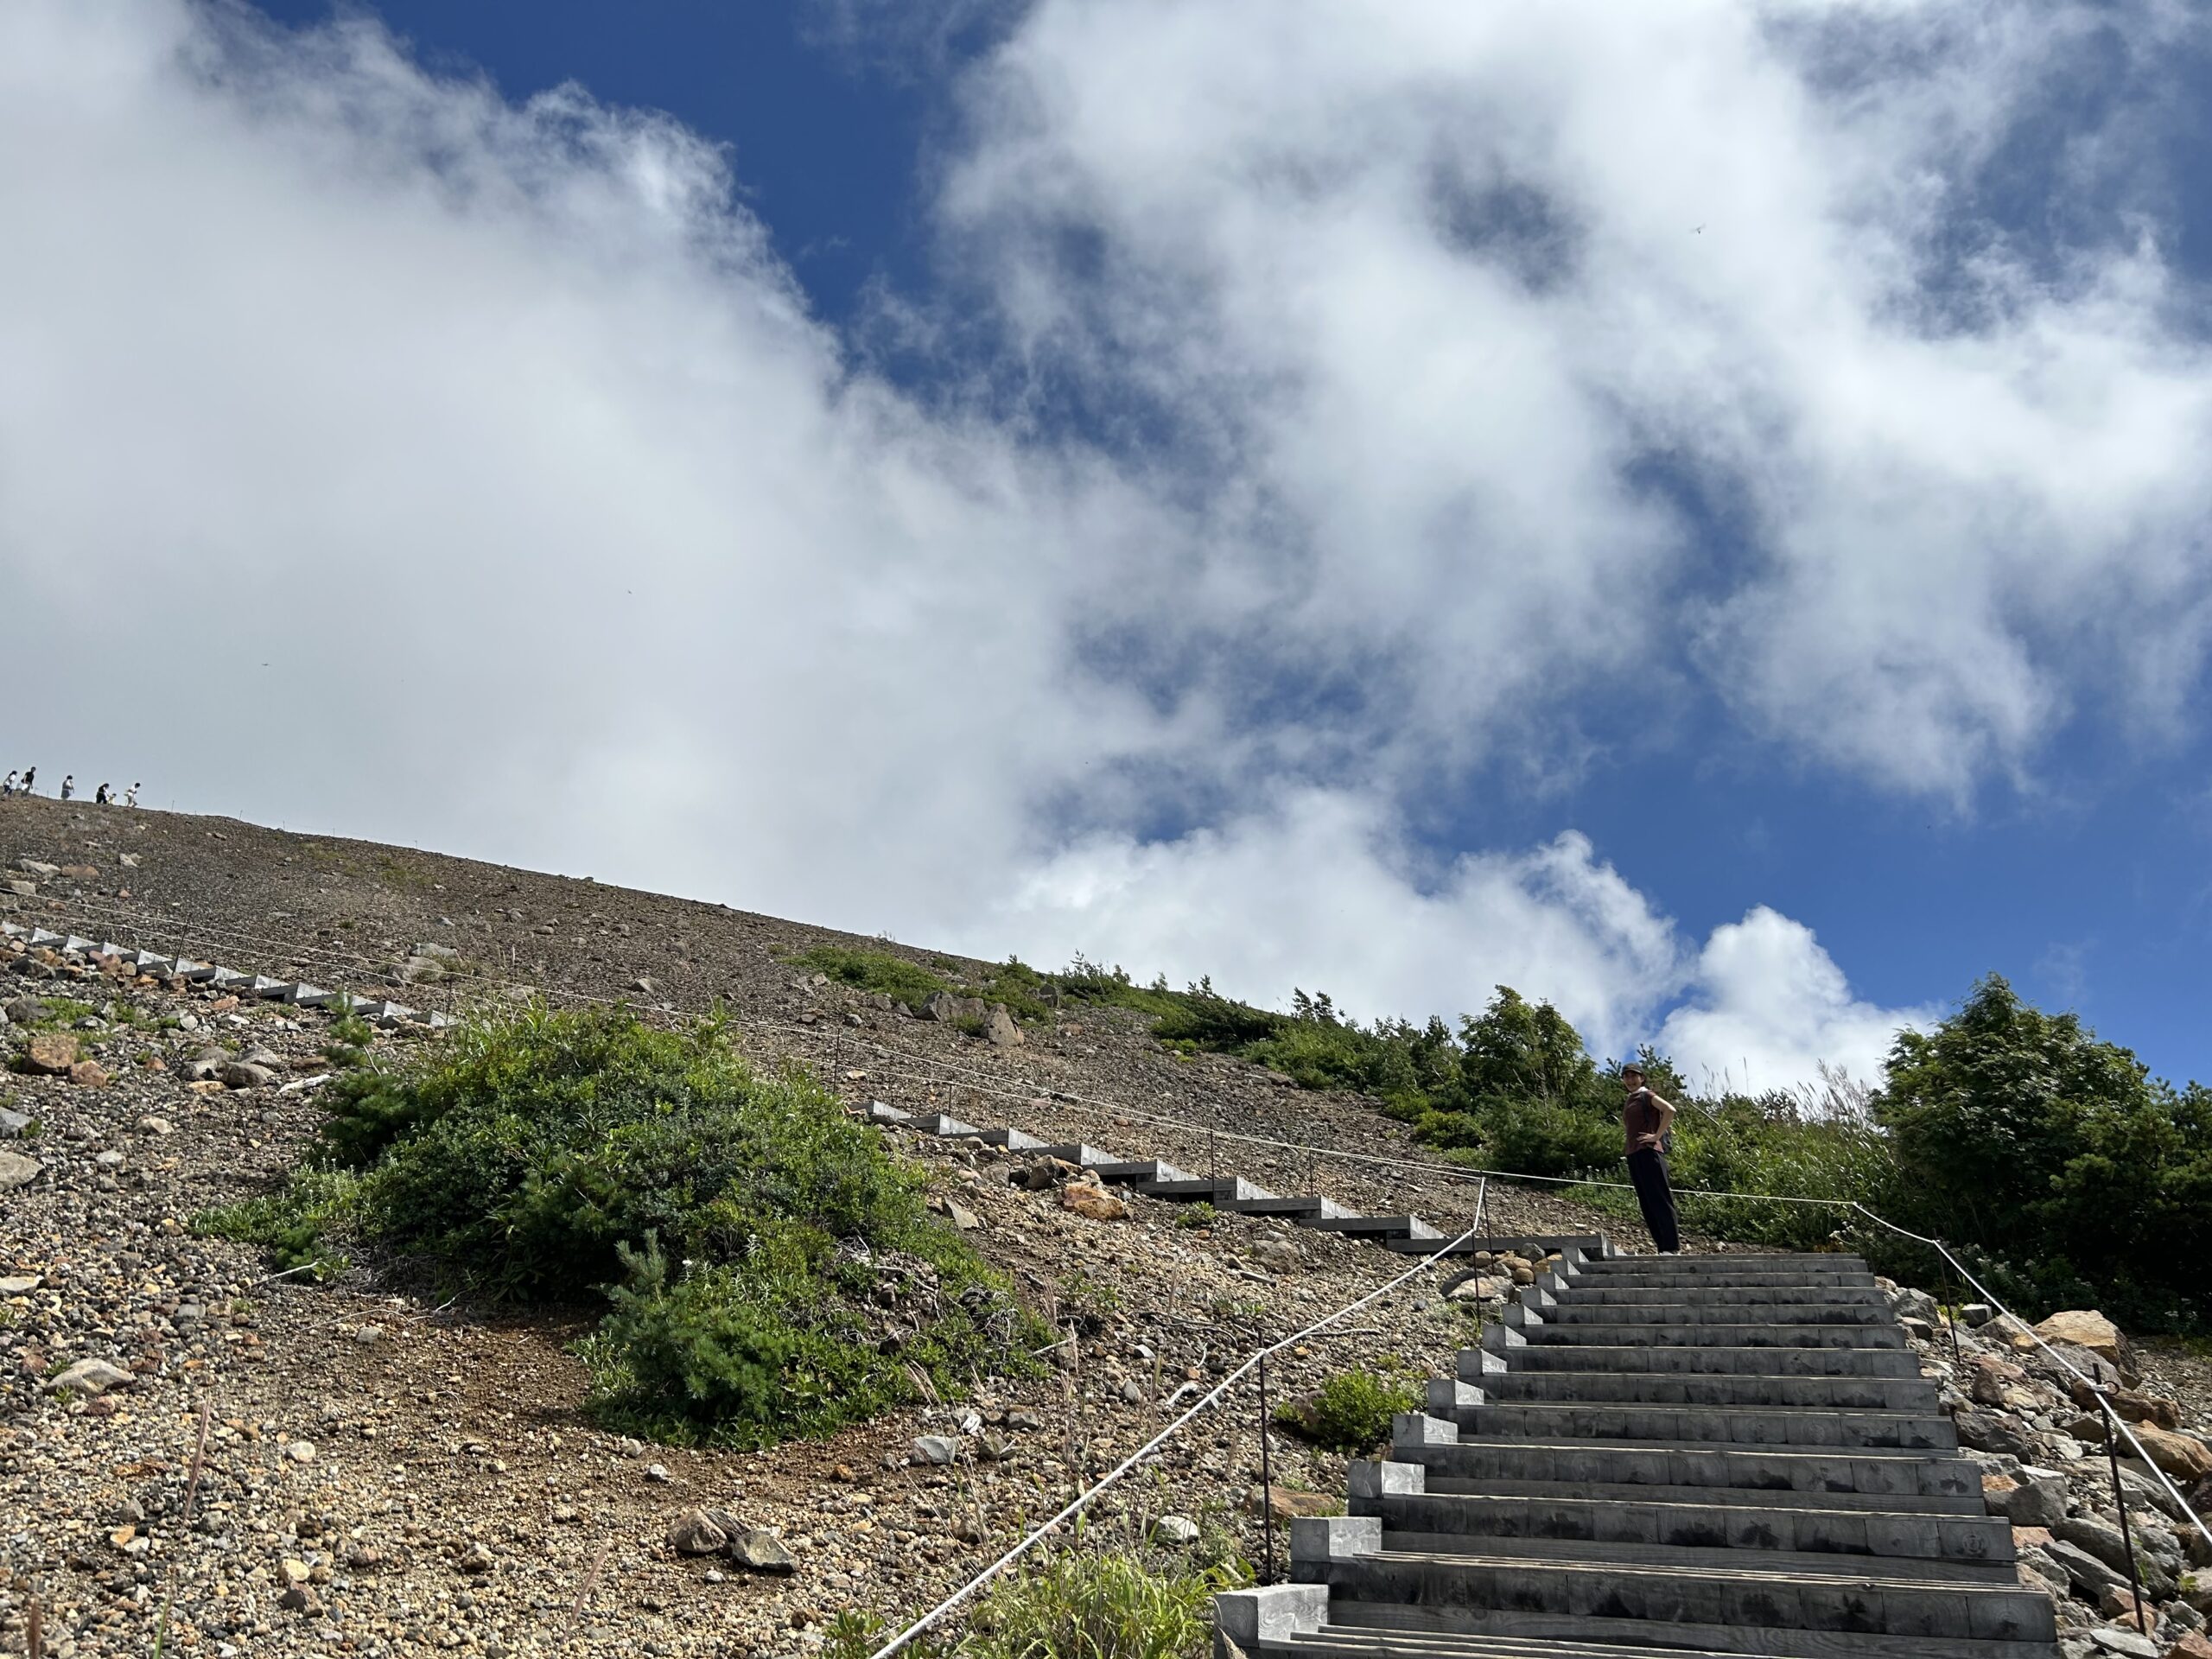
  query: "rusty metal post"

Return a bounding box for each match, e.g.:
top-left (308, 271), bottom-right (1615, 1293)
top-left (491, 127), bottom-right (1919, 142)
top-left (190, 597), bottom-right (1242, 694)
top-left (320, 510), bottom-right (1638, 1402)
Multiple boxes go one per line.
top-left (2101, 1395), bottom-right (2150, 1637)
top-left (1257, 1350), bottom-right (1276, 1586)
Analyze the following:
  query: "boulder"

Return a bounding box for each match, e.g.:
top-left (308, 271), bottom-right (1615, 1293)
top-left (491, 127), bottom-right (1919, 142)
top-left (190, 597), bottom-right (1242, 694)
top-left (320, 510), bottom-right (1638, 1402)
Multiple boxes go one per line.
top-left (1061, 1180), bottom-right (1128, 1222)
top-left (912, 1434), bottom-right (961, 1466)
top-left (1151, 1515), bottom-right (1200, 1547)
top-left (218, 1060), bottom-right (278, 1090)
top-left (67, 1060), bottom-right (108, 1089)
top-left (21, 1032), bottom-right (77, 1075)
top-left (1248, 1237), bottom-right (1300, 1272)
top-left (2034, 1310), bottom-right (2139, 1385)
top-left (0, 1149), bottom-right (41, 1192)
top-left (1984, 1468), bottom-right (2069, 1529)
top-left (2125, 1421), bottom-right (2212, 1484)
top-left (2055, 1516), bottom-right (2177, 1599)
top-left (982, 1004), bottom-right (1025, 1047)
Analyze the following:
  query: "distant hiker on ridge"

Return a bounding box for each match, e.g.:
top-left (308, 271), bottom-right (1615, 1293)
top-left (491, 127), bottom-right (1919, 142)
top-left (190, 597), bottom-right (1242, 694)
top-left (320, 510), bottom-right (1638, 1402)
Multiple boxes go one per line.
top-left (20, 767), bottom-right (34, 795)
top-left (58, 775), bottom-right (73, 801)
top-left (1, 772), bottom-right (15, 798)
top-left (1622, 1061), bottom-right (1680, 1254)
top-left (94, 783), bottom-right (111, 805)
top-left (125, 782), bottom-right (140, 807)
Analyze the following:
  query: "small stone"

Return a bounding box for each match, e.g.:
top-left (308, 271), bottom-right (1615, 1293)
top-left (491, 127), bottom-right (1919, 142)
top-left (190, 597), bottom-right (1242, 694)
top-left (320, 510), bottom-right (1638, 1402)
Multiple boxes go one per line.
top-left (456, 1541), bottom-right (494, 1573)
top-left (1243, 1485), bottom-right (1335, 1520)
top-left (728, 1529), bottom-right (796, 1574)
top-left (277, 1583), bottom-right (321, 1616)
top-left (0, 1274), bottom-right (39, 1294)
top-left (0, 1108), bottom-right (29, 1138)
top-left (52, 1357), bottom-right (130, 1396)
top-left (912, 1434), bottom-right (960, 1466)
top-left (352, 1324), bottom-right (384, 1345)
top-left (285, 1440), bottom-right (315, 1464)
top-left (1249, 1239), bottom-right (1300, 1272)
top-left (946, 1202), bottom-right (982, 1231)
top-left (1961, 1302), bottom-right (1995, 1327)
top-left (644, 1462), bottom-right (671, 1483)
top-left (135, 1116), bottom-right (175, 1135)
top-left (67, 1059), bottom-right (108, 1088)
top-left (1151, 1515), bottom-right (1200, 1546)
top-left (219, 1059), bottom-right (278, 1090)
top-left (1006, 1409), bottom-right (1045, 1432)
top-left (667, 1509), bottom-right (729, 1556)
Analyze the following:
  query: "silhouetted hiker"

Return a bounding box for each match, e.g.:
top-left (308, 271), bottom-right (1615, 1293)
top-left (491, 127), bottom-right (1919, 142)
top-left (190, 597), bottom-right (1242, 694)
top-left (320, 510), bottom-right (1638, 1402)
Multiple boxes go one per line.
top-left (20, 767), bottom-right (34, 795)
top-left (1622, 1062), bottom-right (1680, 1253)
top-left (94, 783), bottom-right (110, 805)
top-left (125, 783), bottom-right (139, 808)
top-left (58, 775), bottom-right (73, 802)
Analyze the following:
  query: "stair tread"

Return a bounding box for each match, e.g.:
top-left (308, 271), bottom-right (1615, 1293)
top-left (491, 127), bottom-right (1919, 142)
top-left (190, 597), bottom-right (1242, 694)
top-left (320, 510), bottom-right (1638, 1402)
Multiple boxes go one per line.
top-left (1345, 1548), bottom-right (2032, 1595)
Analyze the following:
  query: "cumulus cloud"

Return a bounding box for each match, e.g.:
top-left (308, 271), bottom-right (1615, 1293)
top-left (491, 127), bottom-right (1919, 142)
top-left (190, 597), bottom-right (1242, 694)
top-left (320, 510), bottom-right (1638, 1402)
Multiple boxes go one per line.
top-left (988, 795), bottom-right (1680, 1043)
top-left (0, 0), bottom-right (2196, 1090)
top-left (1657, 907), bottom-right (1940, 1092)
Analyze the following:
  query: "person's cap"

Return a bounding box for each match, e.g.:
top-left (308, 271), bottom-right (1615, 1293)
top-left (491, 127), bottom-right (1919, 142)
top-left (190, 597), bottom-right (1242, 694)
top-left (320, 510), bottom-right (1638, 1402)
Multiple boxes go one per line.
top-left (1620, 1062), bottom-right (1644, 1076)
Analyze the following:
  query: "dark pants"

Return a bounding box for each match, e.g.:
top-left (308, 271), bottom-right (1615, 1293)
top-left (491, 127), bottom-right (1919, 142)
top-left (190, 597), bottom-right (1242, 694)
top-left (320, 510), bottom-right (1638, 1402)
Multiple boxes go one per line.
top-left (1627, 1147), bottom-right (1680, 1253)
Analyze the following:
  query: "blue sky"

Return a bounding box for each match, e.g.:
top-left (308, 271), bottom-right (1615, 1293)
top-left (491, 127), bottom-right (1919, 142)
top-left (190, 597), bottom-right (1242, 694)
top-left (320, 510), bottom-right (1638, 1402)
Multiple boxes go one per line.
top-left (6, 0), bottom-right (2211, 1090)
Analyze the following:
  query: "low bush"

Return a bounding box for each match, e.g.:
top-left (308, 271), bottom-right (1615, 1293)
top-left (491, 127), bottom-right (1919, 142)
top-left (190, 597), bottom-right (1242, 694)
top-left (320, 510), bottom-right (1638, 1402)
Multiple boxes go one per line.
top-left (198, 1001), bottom-right (1040, 1446)
top-left (963, 1548), bottom-right (1249, 1659)
top-left (1277, 1364), bottom-right (1421, 1453)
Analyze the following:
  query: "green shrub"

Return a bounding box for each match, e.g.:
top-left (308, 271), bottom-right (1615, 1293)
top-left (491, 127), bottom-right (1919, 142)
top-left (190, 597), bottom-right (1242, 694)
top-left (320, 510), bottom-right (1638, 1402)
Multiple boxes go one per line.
top-left (964, 1548), bottom-right (1249, 1659)
top-left (790, 944), bottom-right (950, 1011)
top-left (197, 1001), bottom-right (1041, 1444)
top-left (1277, 1364), bottom-right (1421, 1452)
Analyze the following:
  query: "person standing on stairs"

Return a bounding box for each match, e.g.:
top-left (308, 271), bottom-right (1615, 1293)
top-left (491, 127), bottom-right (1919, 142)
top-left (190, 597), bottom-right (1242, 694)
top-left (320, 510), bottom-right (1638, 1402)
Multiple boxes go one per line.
top-left (1622, 1062), bottom-right (1681, 1253)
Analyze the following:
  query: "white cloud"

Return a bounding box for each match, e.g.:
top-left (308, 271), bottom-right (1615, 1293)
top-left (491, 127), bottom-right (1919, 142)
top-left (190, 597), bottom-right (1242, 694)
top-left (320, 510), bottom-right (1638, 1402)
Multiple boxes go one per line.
top-left (0, 0), bottom-right (2183, 1093)
top-left (983, 793), bottom-right (1680, 1044)
top-left (937, 0), bottom-right (2212, 796)
top-left (1657, 907), bottom-right (1939, 1093)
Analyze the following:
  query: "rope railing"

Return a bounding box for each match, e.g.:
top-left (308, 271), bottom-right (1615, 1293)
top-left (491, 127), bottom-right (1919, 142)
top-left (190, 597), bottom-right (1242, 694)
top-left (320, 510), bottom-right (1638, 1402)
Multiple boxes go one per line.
top-left (863, 1184), bottom-right (1490, 1659)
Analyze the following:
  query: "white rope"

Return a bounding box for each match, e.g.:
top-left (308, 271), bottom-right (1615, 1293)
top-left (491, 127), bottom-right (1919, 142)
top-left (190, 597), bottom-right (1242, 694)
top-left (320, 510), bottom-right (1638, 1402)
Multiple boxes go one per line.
top-left (865, 1187), bottom-right (1490, 1659)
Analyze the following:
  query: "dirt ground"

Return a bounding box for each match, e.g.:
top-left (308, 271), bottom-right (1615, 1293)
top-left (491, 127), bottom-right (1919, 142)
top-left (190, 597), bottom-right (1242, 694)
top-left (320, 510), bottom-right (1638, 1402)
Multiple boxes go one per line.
top-left (1, 796), bottom-right (1654, 1658)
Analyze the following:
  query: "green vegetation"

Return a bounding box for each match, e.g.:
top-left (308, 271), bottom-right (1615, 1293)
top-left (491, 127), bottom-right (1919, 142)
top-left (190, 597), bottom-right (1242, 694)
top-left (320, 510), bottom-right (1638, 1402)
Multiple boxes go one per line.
top-left (198, 1001), bottom-right (1041, 1446)
top-left (1038, 958), bottom-right (2212, 1332)
top-left (788, 945), bottom-right (1057, 1022)
top-left (965, 1548), bottom-right (1249, 1659)
top-left (1277, 1364), bottom-right (1422, 1453)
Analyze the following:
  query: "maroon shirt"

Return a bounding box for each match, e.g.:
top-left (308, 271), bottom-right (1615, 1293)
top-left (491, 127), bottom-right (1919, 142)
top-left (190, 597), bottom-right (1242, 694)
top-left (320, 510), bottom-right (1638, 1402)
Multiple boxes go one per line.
top-left (1624, 1086), bottom-right (1666, 1156)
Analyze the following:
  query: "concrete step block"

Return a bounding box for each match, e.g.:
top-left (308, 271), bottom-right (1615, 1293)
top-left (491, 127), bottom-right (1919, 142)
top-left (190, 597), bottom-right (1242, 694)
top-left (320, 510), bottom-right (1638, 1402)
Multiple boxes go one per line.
top-left (978, 1127), bottom-right (1048, 1151)
top-left (911, 1113), bottom-right (980, 1137)
top-left (1296, 1548), bottom-right (2055, 1646)
top-left (1520, 1321), bottom-right (1906, 1351)
top-left (1472, 1368), bottom-right (1941, 1412)
top-left (1145, 1176), bottom-right (1274, 1203)
top-left (1539, 1300), bottom-right (1893, 1326)
top-left (1038, 1142), bottom-right (1112, 1167)
top-left (1580, 1253), bottom-right (1867, 1274)
top-left (1095, 1159), bottom-right (1193, 1185)
top-left (1382, 1233), bottom-right (1611, 1258)
top-left (1313, 1600), bottom-right (2062, 1659)
top-left (1353, 1488), bottom-right (2015, 1573)
top-left (1509, 1343), bottom-right (1923, 1379)
top-left (1227, 1195), bottom-right (1357, 1220)
top-left (1450, 1401), bottom-right (1958, 1453)
top-left (1558, 1283), bottom-right (1885, 1307)
top-left (1300, 1214), bottom-right (1444, 1241)
top-left (1399, 1436), bottom-right (1986, 1509)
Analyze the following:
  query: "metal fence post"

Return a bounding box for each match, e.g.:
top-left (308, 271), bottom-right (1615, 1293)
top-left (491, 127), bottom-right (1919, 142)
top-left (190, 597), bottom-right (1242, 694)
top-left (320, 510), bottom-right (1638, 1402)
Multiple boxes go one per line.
top-left (2101, 1395), bottom-right (2150, 1637)
top-left (1257, 1350), bottom-right (1276, 1586)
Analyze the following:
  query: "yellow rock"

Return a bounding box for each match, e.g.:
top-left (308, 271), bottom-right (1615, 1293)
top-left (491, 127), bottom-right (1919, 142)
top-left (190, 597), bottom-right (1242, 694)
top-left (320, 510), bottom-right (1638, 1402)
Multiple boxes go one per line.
top-left (2031, 1309), bottom-right (2138, 1385)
